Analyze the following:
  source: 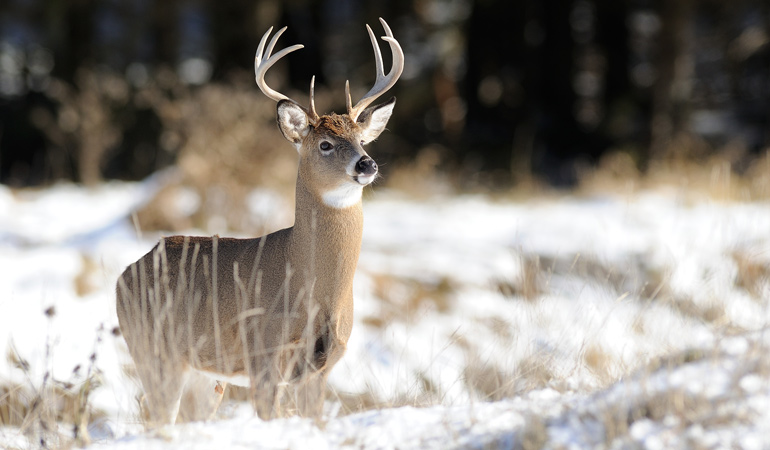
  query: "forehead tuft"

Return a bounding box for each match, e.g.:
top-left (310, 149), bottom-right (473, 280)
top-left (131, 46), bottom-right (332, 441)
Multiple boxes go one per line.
top-left (315, 113), bottom-right (356, 136)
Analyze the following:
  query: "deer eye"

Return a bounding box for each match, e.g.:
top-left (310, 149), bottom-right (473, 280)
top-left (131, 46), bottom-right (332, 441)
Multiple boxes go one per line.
top-left (319, 141), bottom-right (334, 153)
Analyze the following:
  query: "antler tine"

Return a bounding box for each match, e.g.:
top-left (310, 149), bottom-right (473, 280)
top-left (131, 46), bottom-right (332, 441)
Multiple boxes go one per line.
top-left (367, 24), bottom-right (385, 83)
top-left (345, 80), bottom-right (353, 116)
top-left (255, 26), bottom-right (273, 66)
top-left (255, 26), bottom-right (318, 121)
top-left (308, 76), bottom-right (319, 121)
top-left (347, 18), bottom-right (405, 121)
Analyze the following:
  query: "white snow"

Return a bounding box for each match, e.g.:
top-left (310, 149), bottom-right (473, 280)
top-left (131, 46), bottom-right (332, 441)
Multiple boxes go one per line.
top-left (1, 179), bottom-right (770, 448)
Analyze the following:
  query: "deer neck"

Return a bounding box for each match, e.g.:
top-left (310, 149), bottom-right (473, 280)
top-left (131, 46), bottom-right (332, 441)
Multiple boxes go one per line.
top-left (289, 170), bottom-right (364, 308)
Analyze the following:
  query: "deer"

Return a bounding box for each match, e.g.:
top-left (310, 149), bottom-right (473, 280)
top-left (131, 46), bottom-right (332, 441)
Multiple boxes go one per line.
top-left (116, 18), bottom-right (403, 427)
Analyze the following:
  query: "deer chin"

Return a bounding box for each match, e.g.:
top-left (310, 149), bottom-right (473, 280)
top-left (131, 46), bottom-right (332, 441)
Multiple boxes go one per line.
top-left (354, 173), bottom-right (376, 186)
top-left (322, 181), bottom-right (364, 209)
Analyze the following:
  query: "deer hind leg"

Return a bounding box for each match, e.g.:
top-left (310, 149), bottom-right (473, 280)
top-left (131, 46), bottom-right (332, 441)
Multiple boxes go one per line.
top-left (176, 370), bottom-right (227, 422)
top-left (120, 318), bottom-right (190, 427)
top-left (133, 358), bottom-right (190, 428)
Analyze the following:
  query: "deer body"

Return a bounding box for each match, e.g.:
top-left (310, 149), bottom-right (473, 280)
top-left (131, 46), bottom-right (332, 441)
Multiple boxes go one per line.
top-left (116, 20), bottom-right (402, 426)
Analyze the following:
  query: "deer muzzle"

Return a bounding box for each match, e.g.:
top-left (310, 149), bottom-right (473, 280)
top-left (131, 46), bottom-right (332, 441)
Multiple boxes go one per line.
top-left (356, 156), bottom-right (378, 176)
top-left (354, 156), bottom-right (378, 185)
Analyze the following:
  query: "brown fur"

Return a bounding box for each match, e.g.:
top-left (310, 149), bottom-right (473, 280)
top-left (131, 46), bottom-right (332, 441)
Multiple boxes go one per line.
top-left (314, 113), bottom-right (357, 136)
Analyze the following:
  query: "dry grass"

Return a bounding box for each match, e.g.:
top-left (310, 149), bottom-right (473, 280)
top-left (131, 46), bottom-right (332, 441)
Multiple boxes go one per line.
top-left (331, 390), bottom-right (383, 416)
top-left (502, 251), bottom-right (672, 303)
top-left (496, 254), bottom-right (545, 302)
top-left (330, 376), bottom-right (444, 418)
top-left (382, 146), bottom-right (456, 198)
top-left (2, 322), bottom-right (106, 448)
top-left (461, 350), bottom-right (556, 403)
top-left (582, 344), bottom-right (614, 385)
top-left (376, 132), bottom-right (770, 205)
top-left (598, 345), bottom-right (764, 446)
top-left (364, 274), bottom-right (455, 326)
top-left (463, 358), bottom-right (517, 401)
top-left (74, 254), bottom-right (100, 298)
top-left (517, 415), bottom-right (549, 450)
top-left (513, 355), bottom-right (556, 393)
top-left (667, 296), bottom-right (730, 327)
top-left (540, 253), bottom-right (661, 298)
top-left (578, 146), bottom-right (770, 202)
top-left (0, 382), bottom-right (31, 427)
top-left (732, 249), bottom-right (770, 299)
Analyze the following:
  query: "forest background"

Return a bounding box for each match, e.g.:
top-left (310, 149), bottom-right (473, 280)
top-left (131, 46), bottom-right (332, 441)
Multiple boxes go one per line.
top-left (1, 0), bottom-right (768, 197)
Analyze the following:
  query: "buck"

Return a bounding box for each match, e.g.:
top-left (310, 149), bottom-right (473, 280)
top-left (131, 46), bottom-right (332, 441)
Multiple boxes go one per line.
top-left (116, 18), bottom-right (403, 426)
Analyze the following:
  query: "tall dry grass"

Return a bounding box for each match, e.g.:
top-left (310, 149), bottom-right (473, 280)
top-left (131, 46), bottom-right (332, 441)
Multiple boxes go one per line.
top-left (577, 145), bottom-right (770, 202)
top-left (1, 312), bottom-right (107, 448)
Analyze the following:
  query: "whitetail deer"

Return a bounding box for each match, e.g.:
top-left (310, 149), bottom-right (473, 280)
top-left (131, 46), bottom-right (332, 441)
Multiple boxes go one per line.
top-left (116, 18), bottom-right (403, 426)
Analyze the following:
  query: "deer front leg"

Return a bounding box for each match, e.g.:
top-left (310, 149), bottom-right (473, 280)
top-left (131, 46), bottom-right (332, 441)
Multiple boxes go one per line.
top-left (252, 378), bottom-right (277, 419)
top-left (248, 349), bottom-right (282, 420)
top-left (253, 373), bottom-right (284, 419)
top-left (294, 333), bottom-right (347, 418)
top-left (293, 370), bottom-right (327, 418)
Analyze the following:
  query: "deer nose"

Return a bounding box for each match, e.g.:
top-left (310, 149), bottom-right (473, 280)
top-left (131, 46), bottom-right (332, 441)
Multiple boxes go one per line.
top-left (355, 156), bottom-right (378, 176)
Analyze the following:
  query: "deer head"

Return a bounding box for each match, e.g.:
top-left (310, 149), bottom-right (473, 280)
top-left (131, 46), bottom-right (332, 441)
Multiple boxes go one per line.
top-left (254, 18), bottom-right (404, 209)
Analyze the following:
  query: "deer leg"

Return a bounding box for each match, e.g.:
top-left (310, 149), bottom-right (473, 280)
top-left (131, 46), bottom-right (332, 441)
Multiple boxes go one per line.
top-left (176, 370), bottom-right (227, 422)
top-left (248, 348), bottom-right (281, 420)
top-left (134, 360), bottom-right (190, 428)
top-left (293, 371), bottom-right (327, 418)
top-left (252, 372), bottom-right (279, 420)
top-left (122, 317), bottom-right (189, 428)
top-left (293, 331), bottom-right (346, 418)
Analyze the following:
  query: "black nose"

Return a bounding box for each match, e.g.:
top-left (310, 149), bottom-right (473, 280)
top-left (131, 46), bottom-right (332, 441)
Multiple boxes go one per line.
top-left (356, 157), bottom-right (378, 176)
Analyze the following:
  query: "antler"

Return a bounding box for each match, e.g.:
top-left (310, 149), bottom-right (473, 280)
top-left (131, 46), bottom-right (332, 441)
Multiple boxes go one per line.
top-left (255, 26), bottom-right (319, 122)
top-left (346, 18), bottom-right (405, 122)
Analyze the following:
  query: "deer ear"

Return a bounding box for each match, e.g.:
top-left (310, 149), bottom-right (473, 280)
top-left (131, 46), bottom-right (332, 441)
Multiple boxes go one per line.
top-left (356, 97), bottom-right (396, 144)
top-left (277, 99), bottom-right (311, 148)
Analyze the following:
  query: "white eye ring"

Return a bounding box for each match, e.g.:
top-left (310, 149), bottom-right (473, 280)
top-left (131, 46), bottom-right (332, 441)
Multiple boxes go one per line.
top-left (319, 141), bottom-right (334, 154)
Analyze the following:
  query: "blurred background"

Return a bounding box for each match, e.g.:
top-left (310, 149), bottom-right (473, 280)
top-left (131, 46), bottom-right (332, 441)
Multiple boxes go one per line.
top-left (0, 0), bottom-right (768, 204)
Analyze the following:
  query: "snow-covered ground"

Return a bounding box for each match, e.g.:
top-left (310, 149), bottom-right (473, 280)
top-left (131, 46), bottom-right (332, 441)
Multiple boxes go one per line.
top-left (1, 178), bottom-right (769, 448)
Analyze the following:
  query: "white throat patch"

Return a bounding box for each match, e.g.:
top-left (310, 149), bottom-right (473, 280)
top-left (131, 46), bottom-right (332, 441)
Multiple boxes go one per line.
top-left (322, 183), bottom-right (363, 209)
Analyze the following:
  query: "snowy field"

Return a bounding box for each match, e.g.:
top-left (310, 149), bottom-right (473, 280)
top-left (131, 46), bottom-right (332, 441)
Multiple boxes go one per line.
top-left (1, 177), bottom-right (770, 448)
